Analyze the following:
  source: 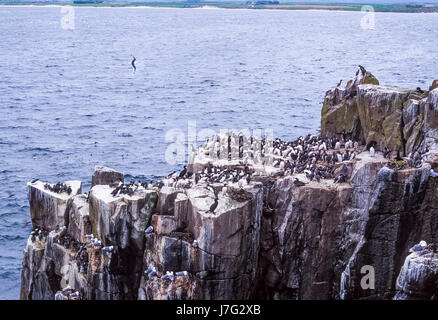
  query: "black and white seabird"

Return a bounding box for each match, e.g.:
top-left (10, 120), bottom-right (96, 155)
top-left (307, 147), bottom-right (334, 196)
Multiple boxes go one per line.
top-left (293, 178), bottom-right (306, 187)
top-left (179, 165), bottom-right (187, 179)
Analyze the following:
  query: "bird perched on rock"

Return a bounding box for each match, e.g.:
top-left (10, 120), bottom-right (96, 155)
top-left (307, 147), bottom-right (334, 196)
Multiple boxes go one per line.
top-left (334, 174), bottom-right (347, 184)
top-left (145, 266), bottom-right (157, 277)
top-left (102, 246), bottom-right (114, 252)
top-left (92, 239), bottom-right (102, 247)
top-left (192, 240), bottom-right (198, 248)
top-left (179, 165), bottom-right (187, 179)
top-left (293, 178), bottom-right (306, 187)
top-left (409, 240), bottom-right (427, 253)
top-left (162, 271), bottom-right (175, 281)
top-left (62, 285), bottom-right (72, 293)
top-left (370, 146), bottom-right (375, 157)
top-left (238, 178), bottom-right (245, 188)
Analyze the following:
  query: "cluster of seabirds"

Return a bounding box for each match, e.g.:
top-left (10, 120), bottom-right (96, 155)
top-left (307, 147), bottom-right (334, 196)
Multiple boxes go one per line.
top-left (42, 182), bottom-right (72, 195)
top-left (146, 132), bottom-right (430, 192)
top-left (31, 132), bottom-right (432, 203)
top-left (29, 227), bottom-right (49, 243)
top-left (109, 180), bottom-right (153, 197)
top-left (56, 286), bottom-right (80, 300)
top-left (30, 129), bottom-right (437, 296)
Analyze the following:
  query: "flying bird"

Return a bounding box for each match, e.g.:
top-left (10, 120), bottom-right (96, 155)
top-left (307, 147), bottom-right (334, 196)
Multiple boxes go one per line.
top-left (131, 55), bottom-right (136, 72)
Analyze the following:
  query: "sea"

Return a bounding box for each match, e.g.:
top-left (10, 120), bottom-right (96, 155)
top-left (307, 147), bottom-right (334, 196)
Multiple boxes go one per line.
top-left (0, 6), bottom-right (437, 299)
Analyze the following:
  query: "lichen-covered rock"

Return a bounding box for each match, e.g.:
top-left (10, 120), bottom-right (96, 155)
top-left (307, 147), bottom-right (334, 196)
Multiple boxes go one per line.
top-left (91, 166), bottom-right (124, 187)
top-left (321, 66), bottom-right (378, 141)
top-left (357, 84), bottom-right (411, 154)
top-left (321, 70), bottom-right (437, 159)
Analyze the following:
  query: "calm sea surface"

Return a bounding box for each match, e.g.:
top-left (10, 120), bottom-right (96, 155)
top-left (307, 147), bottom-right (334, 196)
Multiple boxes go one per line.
top-left (0, 6), bottom-right (437, 299)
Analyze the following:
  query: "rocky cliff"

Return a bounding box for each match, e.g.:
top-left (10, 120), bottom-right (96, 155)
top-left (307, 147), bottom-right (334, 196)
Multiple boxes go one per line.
top-left (20, 67), bottom-right (438, 300)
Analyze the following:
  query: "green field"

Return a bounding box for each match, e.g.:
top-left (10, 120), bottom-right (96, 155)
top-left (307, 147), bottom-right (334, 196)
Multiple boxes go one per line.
top-left (1, 1), bottom-right (438, 12)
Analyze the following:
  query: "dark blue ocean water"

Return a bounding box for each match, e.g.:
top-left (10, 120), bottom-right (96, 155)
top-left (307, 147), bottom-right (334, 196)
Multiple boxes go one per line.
top-left (0, 6), bottom-right (437, 299)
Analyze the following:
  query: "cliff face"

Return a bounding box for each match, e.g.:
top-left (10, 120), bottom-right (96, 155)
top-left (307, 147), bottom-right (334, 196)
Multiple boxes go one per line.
top-left (20, 68), bottom-right (438, 300)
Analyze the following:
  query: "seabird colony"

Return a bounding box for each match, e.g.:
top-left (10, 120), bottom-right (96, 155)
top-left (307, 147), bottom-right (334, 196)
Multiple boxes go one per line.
top-left (98, 131), bottom-right (429, 209)
top-left (43, 182), bottom-right (72, 195)
top-left (36, 131), bottom-right (431, 291)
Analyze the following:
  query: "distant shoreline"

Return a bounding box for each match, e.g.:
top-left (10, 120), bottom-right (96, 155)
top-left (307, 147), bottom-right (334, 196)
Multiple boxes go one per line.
top-left (1, 2), bottom-right (438, 13)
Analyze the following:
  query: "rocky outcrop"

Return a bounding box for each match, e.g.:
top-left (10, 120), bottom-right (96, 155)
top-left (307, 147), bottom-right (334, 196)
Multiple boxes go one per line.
top-left (21, 177), bottom-right (158, 300)
top-left (394, 248), bottom-right (438, 300)
top-left (91, 166), bottom-right (124, 187)
top-left (20, 68), bottom-right (438, 300)
top-left (27, 181), bottom-right (82, 230)
top-left (321, 66), bottom-right (379, 142)
top-left (322, 67), bottom-right (435, 158)
top-left (139, 183), bottom-right (263, 300)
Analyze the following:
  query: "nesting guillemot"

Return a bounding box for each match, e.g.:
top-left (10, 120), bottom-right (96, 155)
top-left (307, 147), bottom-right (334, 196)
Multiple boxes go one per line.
top-left (293, 178), bottom-right (306, 187)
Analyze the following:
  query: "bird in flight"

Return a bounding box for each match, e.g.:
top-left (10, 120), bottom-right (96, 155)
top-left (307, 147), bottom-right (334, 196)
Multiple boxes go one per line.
top-left (131, 55), bottom-right (136, 72)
